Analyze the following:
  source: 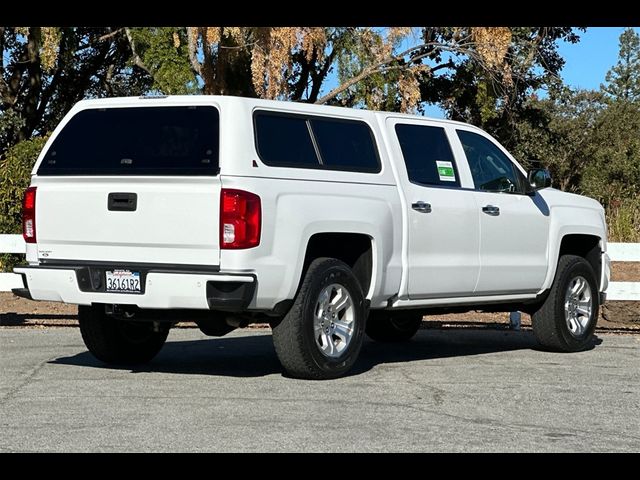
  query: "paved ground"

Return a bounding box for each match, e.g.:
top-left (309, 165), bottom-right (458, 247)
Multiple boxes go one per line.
top-left (1, 327), bottom-right (639, 452)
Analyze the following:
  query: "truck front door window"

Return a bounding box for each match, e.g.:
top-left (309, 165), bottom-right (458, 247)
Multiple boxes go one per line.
top-left (456, 130), bottom-right (524, 193)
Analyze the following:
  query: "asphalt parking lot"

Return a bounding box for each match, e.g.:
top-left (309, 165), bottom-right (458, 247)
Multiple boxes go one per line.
top-left (1, 327), bottom-right (639, 452)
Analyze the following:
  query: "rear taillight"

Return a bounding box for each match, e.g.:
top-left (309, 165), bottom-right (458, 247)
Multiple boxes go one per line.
top-left (220, 189), bottom-right (261, 249)
top-left (22, 186), bottom-right (37, 243)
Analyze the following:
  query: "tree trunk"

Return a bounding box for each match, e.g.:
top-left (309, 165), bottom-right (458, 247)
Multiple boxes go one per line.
top-left (19, 27), bottom-right (43, 141)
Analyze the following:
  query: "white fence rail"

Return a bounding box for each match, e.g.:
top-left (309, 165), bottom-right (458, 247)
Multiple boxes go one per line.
top-left (0, 234), bottom-right (26, 291)
top-left (601, 243), bottom-right (640, 301)
top-left (1, 234), bottom-right (639, 300)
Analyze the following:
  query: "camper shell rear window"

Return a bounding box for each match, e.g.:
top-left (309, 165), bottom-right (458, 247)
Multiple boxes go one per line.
top-left (38, 106), bottom-right (219, 176)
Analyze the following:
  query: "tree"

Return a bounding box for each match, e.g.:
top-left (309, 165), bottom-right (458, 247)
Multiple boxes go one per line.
top-left (602, 28), bottom-right (640, 102)
top-left (126, 26), bottom-right (582, 119)
top-left (0, 135), bottom-right (48, 270)
top-left (581, 100), bottom-right (640, 202)
top-left (417, 28), bottom-right (583, 148)
top-left (126, 27), bottom-right (337, 100)
top-left (0, 27), bottom-right (152, 156)
top-left (507, 85), bottom-right (640, 242)
top-left (2, 26), bottom-right (584, 159)
top-left (127, 27), bottom-right (349, 102)
top-left (125, 27), bottom-right (197, 95)
top-left (510, 89), bottom-right (606, 192)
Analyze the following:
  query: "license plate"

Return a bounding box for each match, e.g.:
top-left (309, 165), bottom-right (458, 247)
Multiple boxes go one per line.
top-left (105, 269), bottom-right (141, 294)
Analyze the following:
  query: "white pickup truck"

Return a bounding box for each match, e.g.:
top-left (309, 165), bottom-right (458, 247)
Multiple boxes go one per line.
top-left (14, 95), bottom-right (610, 379)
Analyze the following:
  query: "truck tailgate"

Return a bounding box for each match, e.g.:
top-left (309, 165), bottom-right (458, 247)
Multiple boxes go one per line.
top-left (30, 104), bottom-right (222, 267)
top-left (34, 176), bottom-right (221, 266)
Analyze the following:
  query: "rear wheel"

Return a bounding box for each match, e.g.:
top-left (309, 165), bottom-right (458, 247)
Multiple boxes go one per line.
top-left (78, 305), bottom-right (169, 365)
top-left (366, 312), bottom-right (423, 342)
top-left (271, 258), bottom-right (366, 380)
top-left (532, 254), bottom-right (599, 352)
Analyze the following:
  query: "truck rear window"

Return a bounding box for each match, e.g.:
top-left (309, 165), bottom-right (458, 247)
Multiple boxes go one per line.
top-left (254, 111), bottom-right (381, 173)
top-left (38, 106), bottom-right (219, 176)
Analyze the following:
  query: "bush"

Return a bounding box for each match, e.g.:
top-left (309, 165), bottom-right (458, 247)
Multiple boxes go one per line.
top-left (0, 136), bottom-right (48, 272)
top-left (606, 198), bottom-right (640, 243)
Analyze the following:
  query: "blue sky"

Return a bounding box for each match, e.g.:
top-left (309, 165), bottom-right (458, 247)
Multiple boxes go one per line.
top-left (423, 27), bottom-right (636, 118)
top-left (558, 27), bottom-right (637, 90)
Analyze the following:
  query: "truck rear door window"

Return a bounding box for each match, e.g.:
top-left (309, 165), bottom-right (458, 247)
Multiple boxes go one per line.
top-left (38, 106), bottom-right (219, 176)
top-left (395, 124), bottom-right (460, 187)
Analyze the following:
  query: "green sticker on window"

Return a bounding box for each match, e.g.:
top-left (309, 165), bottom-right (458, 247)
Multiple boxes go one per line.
top-left (436, 160), bottom-right (456, 182)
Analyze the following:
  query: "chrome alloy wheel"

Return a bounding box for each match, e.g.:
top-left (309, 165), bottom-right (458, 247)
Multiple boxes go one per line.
top-left (564, 275), bottom-right (593, 337)
top-left (313, 283), bottom-right (355, 358)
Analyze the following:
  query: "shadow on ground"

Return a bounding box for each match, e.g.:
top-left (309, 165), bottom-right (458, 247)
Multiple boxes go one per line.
top-left (50, 329), bottom-right (601, 379)
top-left (0, 312), bottom-right (78, 326)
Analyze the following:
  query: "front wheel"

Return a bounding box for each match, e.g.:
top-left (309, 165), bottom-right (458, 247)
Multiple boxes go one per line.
top-left (78, 305), bottom-right (169, 365)
top-left (532, 254), bottom-right (599, 352)
top-left (271, 258), bottom-right (366, 380)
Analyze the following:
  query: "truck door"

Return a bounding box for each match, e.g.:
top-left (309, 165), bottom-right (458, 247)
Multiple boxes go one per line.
top-left (453, 127), bottom-right (550, 295)
top-left (388, 119), bottom-right (480, 299)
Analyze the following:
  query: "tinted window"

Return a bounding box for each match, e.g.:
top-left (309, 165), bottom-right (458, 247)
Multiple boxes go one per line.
top-left (254, 111), bottom-right (381, 173)
top-left (39, 106), bottom-right (219, 176)
top-left (254, 113), bottom-right (319, 167)
top-left (395, 124), bottom-right (460, 187)
top-left (311, 118), bottom-right (380, 172)
top-left (456, 130), bottom-right (524, 193)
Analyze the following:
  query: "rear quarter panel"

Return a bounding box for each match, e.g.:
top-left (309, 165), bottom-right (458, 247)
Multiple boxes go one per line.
top-left (219, 176), bottom-right (402, 309)
top-left (218, 99), bottom-right (403, 310)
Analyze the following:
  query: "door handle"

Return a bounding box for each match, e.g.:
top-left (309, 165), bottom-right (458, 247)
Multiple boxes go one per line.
top-left (412, 201), bottom-right (432, 213)
top-left (482, 205), bottom-right (500, 216)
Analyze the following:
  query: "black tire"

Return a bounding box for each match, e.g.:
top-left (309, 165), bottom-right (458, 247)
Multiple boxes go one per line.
top-left (532, 254), bottom-right (599, 352)
top-left (78, 305), bottom-right (169, 365)
top-left (271, 258), bottom-right (366, 380)
top-left (366, 311), bottom-right (423, 342)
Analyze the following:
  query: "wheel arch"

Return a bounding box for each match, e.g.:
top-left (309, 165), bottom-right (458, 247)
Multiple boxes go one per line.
top-left (299, 232), bottom-right (375, 299)
top-left (545, 233), bottom-right (604, 291)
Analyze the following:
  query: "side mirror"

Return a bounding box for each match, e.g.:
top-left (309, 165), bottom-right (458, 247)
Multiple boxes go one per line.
top-left (527, 168), bottom-right (552, 191)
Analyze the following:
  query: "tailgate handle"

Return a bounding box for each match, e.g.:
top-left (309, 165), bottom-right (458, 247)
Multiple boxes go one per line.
top-left (108, 193), bottom-right (137, 212)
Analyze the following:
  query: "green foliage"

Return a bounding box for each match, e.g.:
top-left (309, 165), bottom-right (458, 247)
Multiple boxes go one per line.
top-left (128, 28), bottom-right (198, 94)
top-left (0, 25), bottom-right (637, 244)
top-left (601, 28), bottom-right (640, 101)
top-left (332, 28), bottom-right (408, 110)
top-left (0, 136), bottom-right (47, 271)
top-left (511, 90), bottom-right (606, 192)
top-left (510, 89), bottom-right (640, 242)
top-left (606, 197), bottom-right (640, 242)
top-left (0, 110), bottom-right (25, 148)
top-left (1, 27), bottom-right (154, 157)
top-left (580, 100), bottom-right (640, 204)
top-left (505, 28), bottom-right (640, 242)
top-left (420, 27), bottom-right (583, 146)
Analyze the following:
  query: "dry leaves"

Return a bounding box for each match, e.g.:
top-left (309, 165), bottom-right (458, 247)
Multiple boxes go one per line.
top-left (189, 27), bottom-right (328, 99)
top-left (472, 27), bottom-right (512, 69)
